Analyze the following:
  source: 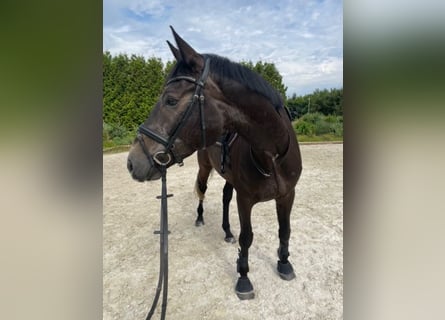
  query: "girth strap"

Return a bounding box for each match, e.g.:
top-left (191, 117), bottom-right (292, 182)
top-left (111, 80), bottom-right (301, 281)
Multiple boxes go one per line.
top-left (217, 132), bottom-right (238, 174)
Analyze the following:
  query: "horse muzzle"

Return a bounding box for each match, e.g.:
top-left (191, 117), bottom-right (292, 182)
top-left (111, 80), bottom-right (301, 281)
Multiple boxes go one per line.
top-left (127, 158), bottom-right (161, 182)
top-left (127, 146), bottom-right (165, 182)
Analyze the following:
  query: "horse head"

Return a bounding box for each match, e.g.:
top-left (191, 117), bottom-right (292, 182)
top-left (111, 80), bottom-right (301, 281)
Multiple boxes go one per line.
top-left (127, 27), bottom-right (227, 181)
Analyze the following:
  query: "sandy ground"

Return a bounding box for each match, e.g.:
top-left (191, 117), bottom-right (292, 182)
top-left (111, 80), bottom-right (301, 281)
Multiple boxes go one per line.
top-left (103, 143), bottom-right (343, 320)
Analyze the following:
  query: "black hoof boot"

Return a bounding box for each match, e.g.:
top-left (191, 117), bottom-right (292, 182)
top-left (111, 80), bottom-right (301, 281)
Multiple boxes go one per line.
top-left (235, 276), bottom-right (255, 300)
top-left (195, 218), bottom-right (205, 226)
top-left (277, 260), bottom-right (296, 281)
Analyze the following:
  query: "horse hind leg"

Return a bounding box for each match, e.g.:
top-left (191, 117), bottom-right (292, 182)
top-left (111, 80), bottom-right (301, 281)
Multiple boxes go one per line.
top-left (195, 176), bottom-right (207, 226)
top-left (222, 182), bottom-right (235, 243)
top-left (276, 189), bottom-right (296, 281)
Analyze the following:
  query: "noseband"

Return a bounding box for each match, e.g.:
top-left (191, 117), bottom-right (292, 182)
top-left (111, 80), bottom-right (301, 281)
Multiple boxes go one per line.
top-left (137, 58), bottom-right (211, 167)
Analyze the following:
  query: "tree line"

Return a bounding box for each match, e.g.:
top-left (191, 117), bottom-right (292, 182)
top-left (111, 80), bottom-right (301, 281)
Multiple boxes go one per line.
top-left (103, 52), bottom-right (342, 145)
top-left (287, 88), bottom-right (343, 119)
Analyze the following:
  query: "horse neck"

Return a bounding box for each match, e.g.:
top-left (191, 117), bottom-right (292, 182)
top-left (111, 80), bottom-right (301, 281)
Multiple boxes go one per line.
top-left (224, 95), bottom-right (290, 157)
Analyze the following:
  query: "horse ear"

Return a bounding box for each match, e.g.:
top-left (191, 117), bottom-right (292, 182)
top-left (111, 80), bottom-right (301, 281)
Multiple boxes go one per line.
top-left (170, 25), bottom-right (204, 70)
top-left (166, 40), bottom-right (181, 61)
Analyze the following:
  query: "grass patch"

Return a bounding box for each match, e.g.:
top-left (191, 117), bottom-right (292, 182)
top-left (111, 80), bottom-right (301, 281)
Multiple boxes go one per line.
top-left (298, 134), bottom-right (343, 143)
top-left (103, 145), bottom-right (131, 154)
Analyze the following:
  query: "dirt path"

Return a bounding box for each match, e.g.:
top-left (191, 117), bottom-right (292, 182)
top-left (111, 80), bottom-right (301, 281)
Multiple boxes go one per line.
top-left (103, 144), bottom-right (343, 319)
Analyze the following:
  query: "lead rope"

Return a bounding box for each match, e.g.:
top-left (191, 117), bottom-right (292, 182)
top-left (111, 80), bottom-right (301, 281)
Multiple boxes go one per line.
top-left (199, 94), bottom-right (206, 150)
top-left (146, 164), bottom-right (172, 320)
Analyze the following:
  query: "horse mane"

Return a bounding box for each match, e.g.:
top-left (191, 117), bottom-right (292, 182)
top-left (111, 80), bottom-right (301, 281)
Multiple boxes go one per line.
top-left (203, 54), bottom-right (283, 110)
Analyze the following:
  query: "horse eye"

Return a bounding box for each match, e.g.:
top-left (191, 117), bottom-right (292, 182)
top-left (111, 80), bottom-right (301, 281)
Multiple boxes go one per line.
top-left (165, 97), bottom-right (178, 107)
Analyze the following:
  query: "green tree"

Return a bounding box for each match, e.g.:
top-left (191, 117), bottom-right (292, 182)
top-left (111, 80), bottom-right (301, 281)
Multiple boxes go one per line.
top-left (286, 93), bottom-right (308, 119)
top-left (286, 88), bottom-right (343, 120)
top-left (103, 53), bottom-right (165, 132)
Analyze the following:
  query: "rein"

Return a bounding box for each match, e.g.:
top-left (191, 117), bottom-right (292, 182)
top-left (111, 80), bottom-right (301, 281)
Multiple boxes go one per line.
top-left (138, 58), bottom-right (211, 166)
top-left (146, 163), bottom-right (172, 320)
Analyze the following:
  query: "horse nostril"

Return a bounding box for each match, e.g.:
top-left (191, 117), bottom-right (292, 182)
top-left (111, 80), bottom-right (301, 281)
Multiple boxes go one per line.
top-left (127, 159), bottom-right (133, 173)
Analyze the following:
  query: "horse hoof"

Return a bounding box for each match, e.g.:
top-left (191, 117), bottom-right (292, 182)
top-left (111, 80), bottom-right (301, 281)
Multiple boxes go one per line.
top-left (235, 277), bottom-right (255, 300)
top-left (277, 261), bottom-right (296, 281)
top-left (195, 219), bottom-right (205, 226)
top-left (224, 236), bottom-right (236, 244)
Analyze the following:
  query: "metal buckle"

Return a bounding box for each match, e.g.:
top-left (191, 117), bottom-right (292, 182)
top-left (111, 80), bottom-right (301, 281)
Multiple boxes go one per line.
top-left (153, 151), bottom-right (172, 166)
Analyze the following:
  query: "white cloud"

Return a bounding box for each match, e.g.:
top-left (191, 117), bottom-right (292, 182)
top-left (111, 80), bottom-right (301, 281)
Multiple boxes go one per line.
top-left (127, 0), bottom-right (165, 17)
top-left (103, 0), bottom-right (343, 95)
top-left (319, 57), bottom-right (343, 75)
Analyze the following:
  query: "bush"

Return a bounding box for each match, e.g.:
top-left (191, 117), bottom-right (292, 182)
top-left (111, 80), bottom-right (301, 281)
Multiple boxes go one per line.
top-left (331, 122), bottom-right (343, 136)
top-left (294, 120), bottom-right (316, 136)
top-left (314, 119), bottom-right (331, 135)
top-left (103, 122), bottom-right (136, 148)
top-left (324, 114), bottom-right (339, 123)
top-left (107, 123), bottom-right (127, 139)
top-left (103, 122), bottom-right (111, 141)
top-left (113, 130), bottom-right (136, 146)
top-left (293, 113), bottom-right (343, 138)
top-left (300, 112), bottom-right (324, 125)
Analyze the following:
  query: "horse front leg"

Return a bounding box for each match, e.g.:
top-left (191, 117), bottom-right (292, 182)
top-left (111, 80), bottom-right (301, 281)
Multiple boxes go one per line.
top-left (195, 151), bottom-right (212, 226)
top-left (222, 182), bottom-right (235, 243)
top-left (235, 195), bottom-right (255, 300)
top-left (275, 188), bottom-right (296, 280)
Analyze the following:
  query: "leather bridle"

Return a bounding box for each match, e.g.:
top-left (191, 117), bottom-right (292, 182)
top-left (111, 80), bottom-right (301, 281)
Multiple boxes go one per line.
top-left (137, 58), bottom-right (211, 168)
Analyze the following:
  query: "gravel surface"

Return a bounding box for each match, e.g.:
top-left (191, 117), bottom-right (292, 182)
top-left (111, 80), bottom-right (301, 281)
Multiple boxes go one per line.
top-left (103, 143), bottom-right (343, 320)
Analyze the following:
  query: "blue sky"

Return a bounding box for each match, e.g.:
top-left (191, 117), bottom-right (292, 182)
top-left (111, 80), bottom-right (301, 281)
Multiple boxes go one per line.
top-left (103, 0), bottom-right (343, 96)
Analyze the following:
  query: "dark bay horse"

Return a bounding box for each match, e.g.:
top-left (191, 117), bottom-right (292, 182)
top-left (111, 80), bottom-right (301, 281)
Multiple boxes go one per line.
top-left (127, 27), bottom-right (302, 300)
